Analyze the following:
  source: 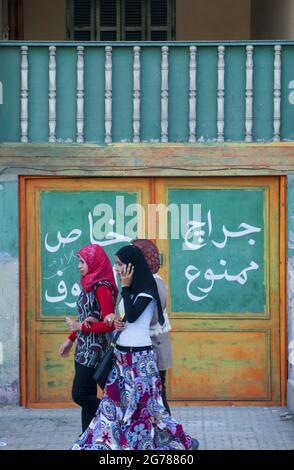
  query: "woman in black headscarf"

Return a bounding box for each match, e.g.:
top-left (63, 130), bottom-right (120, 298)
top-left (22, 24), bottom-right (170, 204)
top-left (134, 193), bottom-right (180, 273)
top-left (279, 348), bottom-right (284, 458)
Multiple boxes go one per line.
top-left (71, 245), bottom-right (199, 451)
top-left (114, 244), bottom-right (165, 328)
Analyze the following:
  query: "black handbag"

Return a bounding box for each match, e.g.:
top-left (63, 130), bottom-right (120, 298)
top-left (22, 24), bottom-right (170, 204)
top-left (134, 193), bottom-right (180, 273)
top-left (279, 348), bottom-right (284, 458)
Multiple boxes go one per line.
top-left (93, 331), bottom-right (121, 389)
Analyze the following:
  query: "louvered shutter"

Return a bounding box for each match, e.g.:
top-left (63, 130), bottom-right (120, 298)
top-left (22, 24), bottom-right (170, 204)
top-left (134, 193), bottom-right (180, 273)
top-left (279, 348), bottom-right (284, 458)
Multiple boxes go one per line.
top-left (124, 0), bottom-right (143, 41)
top-left (98, 0), bottom-right (119, 40)
top-left (150, 0), bottom-right (168, 40)
top-left (73, 0), bottom-right (93, 40)
top-left (69, 0), bottom-right (175, 41)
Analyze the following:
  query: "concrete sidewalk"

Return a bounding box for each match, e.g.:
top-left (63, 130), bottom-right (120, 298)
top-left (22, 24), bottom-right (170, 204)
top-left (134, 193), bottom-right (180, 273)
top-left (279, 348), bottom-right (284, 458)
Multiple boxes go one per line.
top-left (0, 405), bottom-right (293, 450)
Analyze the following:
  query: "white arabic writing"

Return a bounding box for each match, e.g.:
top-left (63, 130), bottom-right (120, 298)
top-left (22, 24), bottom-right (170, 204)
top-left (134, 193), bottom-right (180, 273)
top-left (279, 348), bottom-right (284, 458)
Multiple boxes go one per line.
top-left (183, 211), bottom-right (262, 302)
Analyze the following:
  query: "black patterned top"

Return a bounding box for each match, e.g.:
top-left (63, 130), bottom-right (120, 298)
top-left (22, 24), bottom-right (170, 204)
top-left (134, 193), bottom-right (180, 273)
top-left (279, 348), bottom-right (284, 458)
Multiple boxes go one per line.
top-left (74, 281), bottom-right (112, 368)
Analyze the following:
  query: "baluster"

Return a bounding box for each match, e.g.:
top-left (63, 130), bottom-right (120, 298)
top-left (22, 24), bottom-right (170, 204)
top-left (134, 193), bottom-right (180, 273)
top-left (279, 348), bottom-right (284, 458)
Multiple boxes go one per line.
top-left (217, 46), bottom-right (225, 143)
top-left (76, 46), bottom-right (84, 143)
top-left (133, 46), bottom-right (141, 143)
top-left (105, 46), bottom-right (112, 144)
top-left (189, 46), bottom-right (197, 143)
top-left (21, 46), bottom-right (29, 143)
top-left (245, 45), bottom-right (253, 142)
top-left (48, 46), bottom-right (56, 143)
top-left (273, 45), bottom-right (282, 142)
top-left (161, 46), bottom-right (169, 143)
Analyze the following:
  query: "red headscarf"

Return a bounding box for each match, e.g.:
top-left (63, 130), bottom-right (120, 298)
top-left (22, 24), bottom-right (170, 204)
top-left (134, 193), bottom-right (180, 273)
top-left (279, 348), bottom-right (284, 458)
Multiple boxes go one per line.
top-left (132, 239), bottom-right (161, 274)
top-left (77, 244), bottom-right (118, 302)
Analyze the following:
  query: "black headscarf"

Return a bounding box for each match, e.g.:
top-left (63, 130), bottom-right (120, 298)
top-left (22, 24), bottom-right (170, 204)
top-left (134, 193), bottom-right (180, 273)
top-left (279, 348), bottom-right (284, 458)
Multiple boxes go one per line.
top-left (115, 244), bottom-right (165, 325)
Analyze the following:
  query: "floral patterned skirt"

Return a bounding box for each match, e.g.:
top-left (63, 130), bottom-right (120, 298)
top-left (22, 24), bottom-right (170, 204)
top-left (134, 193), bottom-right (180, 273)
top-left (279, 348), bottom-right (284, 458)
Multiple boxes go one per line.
top-left (71, 348), bottom-right (193, 450)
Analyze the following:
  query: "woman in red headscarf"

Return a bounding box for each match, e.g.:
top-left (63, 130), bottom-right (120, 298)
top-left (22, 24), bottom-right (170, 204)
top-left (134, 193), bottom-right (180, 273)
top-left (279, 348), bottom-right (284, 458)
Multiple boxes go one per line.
top-left (59, 244), bottom-right (118, 432)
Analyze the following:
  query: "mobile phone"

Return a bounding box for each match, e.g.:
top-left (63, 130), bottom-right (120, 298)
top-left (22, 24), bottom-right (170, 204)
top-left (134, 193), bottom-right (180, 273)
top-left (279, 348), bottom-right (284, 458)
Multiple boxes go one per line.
top-left (64, 316), bottom-right (71, 322)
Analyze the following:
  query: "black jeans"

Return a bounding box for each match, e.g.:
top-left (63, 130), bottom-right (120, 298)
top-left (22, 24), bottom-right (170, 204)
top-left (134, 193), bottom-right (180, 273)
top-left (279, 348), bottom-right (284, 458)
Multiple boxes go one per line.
top-left (72, 361), bottom-right (100, 432)
top-left (159, 370), bottom-right (171, 415)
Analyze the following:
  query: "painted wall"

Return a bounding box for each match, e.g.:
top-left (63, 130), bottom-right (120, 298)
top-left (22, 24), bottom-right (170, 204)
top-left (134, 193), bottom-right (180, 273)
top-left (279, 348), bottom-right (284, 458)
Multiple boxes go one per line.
top-left (176, 0), bottom-right (251, 40)
top-left (23, 0), bottom-right (66, 41)
top-left (0, 180), bottom-right (18, 256)
top-left (22, 0), bottom-right (252, 41)
top-left (0, 176), bottom-right (19, 404)
top-left (287, 175), bottom-right (294, 412)
top-left (18, 0), bottom-right (294, 42)
top-left (252, 0), bottom-right (294, 40)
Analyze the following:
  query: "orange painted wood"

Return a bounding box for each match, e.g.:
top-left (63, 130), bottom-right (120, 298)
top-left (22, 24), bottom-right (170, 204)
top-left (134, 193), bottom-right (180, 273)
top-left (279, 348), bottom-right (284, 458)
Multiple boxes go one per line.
top-left (24, 177), bottom-right (151, 407)
top-left (280, 176), bottom-right (287, 407)
top-left (148, 177), bottom-right (156, 241)
top-left (170, 331), bottom-right (270, 400)
top-left (19, 176), bottom-right (27, 406)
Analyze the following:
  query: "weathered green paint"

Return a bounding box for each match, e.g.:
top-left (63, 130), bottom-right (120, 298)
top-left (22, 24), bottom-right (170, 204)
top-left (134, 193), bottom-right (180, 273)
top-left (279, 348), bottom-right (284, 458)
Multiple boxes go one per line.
top-left (0, 42), bottom-right (292, 144)
top-left (169, 47), bottom-right (189, 142)
top-left (112, 47), bottom-right (133, 142)
top-left (40, 189), bottom-right (137, 315)
top-left (196, 47), bottom-right (217, 141)
top-left (0, 47), bottom-right (20, 142)
top-left (253, 47), bottom-right (274, 141)
top-left (29, 48), bottom-right (49, 142)
top-left (84, 47), bottom-right (105, 143)
top-left (281, 47), bottom-right (294, 141)
top-left (224, 47), bottom-right (246, 141)
top-left (56, 48), bottom-right (76, 142)
top-left (0, 181), bottom-right (18, 257)
top-left (168, 187), bottom-right (265, 313)
top-left (141, 47), bottom-right (161, 142)
top-left (2, 142), bottom-right (294, 176)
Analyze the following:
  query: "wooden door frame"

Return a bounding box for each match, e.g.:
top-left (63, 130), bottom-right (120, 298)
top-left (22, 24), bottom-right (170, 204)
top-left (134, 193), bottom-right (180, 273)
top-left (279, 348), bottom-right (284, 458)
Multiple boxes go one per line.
top-left (19, 175), bottom-right (287, 407)
top-left (19, 176), bottom-right (26, 406)
top-left (280, 175), bottom-right (287, 406)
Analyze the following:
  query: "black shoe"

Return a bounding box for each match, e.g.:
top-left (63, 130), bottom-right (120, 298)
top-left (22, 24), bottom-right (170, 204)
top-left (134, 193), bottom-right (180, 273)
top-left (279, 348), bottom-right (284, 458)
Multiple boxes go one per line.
top-left (191, 438), bottom-right (199, 450)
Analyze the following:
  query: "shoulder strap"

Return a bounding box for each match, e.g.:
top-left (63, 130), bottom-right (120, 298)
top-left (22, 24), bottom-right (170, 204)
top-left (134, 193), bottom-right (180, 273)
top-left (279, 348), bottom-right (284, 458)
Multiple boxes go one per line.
top-left (111, 330), bottom-right (121, 345)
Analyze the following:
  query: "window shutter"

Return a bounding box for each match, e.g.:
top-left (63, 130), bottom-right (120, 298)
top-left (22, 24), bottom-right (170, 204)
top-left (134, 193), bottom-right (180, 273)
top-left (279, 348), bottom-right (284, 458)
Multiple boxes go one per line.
top-left (100, 0), bottom-right (117, 26)
top-left (124, 0), bottom-right (143, 40)
top-left (151, 0), bottom-right (167, 27)
top-left (74, 0), bottom-right (91, 26)
top-left (69, 0), bottom-right (175, 41)
top-left (98, 0), bottom-right (118, 40)
top-left (150, 0), bottom-right (167, 40)
top-left (72, 0), bottom-right (94, 40)
top-left (125, 0), bottom-right (141, 26)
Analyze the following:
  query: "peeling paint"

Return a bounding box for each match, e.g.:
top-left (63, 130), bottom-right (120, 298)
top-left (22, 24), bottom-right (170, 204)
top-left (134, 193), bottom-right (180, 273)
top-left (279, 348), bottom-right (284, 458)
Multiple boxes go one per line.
top-left (0, 380), bottom-right (19, 405)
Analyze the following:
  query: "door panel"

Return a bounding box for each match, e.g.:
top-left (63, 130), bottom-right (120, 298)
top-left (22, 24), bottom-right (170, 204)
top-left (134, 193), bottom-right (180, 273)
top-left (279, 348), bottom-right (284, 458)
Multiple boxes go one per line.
top-left (24, 177), bottom-right (150, 406)
top-left (170, 330), bottom-right (270, 400)
top-left (155, 177), bottom-right (281, 404)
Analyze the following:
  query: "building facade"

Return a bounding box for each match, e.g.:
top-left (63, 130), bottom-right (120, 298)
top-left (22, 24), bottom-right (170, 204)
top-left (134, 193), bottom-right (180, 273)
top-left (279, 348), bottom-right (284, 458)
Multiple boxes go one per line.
top-left (0, 0), bottom-right (294, 411)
